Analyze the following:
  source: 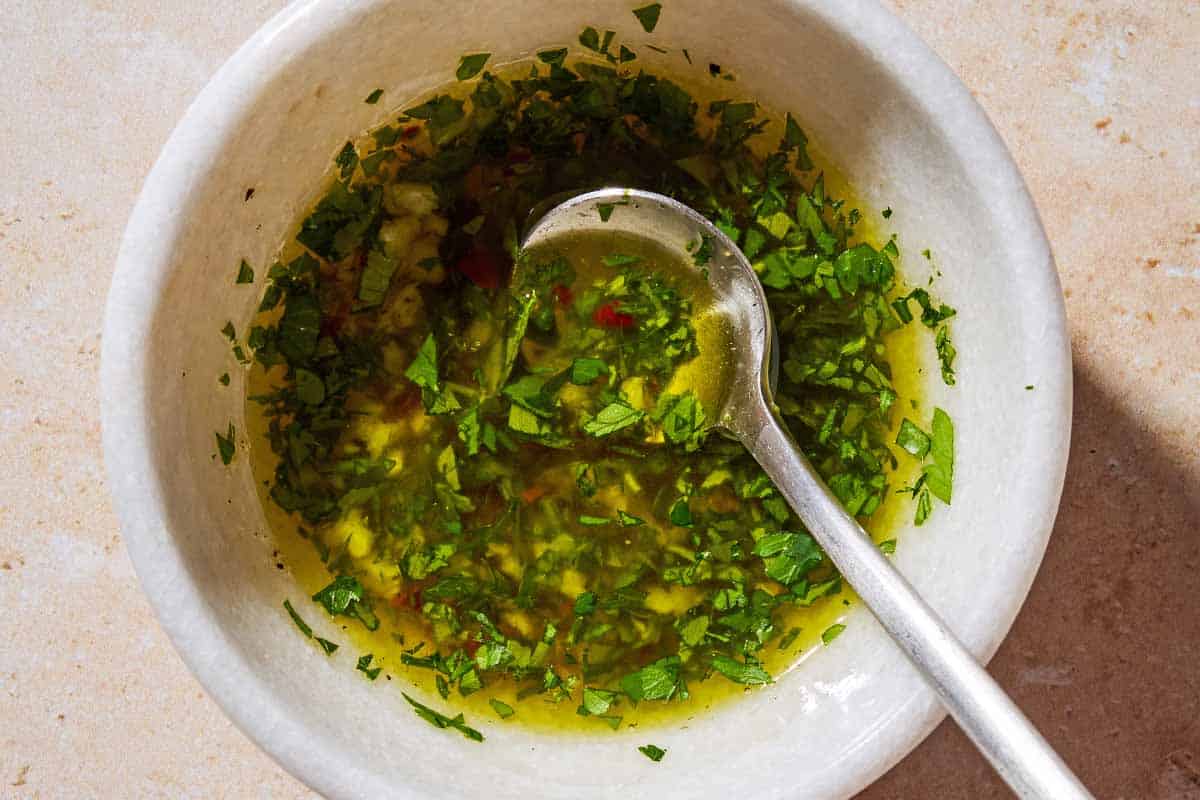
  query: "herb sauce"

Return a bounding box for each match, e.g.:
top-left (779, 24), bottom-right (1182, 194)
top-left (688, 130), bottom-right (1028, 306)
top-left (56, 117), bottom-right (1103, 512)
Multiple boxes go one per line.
top-left (240, 45), bottom-right (954, 734)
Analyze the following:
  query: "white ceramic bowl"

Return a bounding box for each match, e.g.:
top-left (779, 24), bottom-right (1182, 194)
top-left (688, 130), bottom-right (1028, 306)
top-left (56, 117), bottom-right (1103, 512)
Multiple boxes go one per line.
top-left (101, 1), bottom-right (1070, 797)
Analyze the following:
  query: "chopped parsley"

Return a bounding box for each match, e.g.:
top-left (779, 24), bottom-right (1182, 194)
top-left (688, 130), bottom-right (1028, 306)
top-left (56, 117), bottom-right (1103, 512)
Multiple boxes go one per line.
top-left (638, 744), bottom-right (667, 762)
top-left (821, 623), bottom-right (846, 645)
top-left (235, 260), bottom-right (254, 284)
top-left (456, 53), bottom-right (491, 81)
top-left (245, 33), bottom-right (958, 732)
top-left (489, 698), bottom-right (515, 719)
top-left (633, 3), bottom-right (663, 33)
top-left (356, 653), bottom-right (382, 680)
top-left (402, 693), bottom-right (484, 741)
top-left (364, 88), bottom-right (383, 104)
top-left (215, 423), bottom-right (236, 465)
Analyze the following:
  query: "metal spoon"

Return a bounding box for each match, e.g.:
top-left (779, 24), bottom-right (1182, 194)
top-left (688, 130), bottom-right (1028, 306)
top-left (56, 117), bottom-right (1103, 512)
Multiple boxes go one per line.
top-left (523, 187), bottom-right (1092, 800)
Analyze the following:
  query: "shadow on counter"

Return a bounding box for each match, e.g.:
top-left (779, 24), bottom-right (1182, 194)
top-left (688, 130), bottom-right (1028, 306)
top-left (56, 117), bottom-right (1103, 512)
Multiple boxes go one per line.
top-left (856, 362), bottom-right (1200, 800)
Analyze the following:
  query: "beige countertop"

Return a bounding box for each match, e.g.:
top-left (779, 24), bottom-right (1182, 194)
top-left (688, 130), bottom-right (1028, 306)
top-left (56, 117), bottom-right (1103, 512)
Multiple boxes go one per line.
top-left (1, 1), bottom-right (1197, 797)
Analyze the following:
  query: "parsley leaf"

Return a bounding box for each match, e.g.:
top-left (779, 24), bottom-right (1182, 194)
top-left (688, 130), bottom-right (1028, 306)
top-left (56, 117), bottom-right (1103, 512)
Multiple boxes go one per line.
top-left (752, 531), bottom-right (821, 586)
top-left (456, 53), bottom-right (491, 81)
top-left (821, 623), bottom-right (846, 645)
top-left (334, 141), bottom-right (358, 180)
top-left (402, 693), bottom-right (484, 742)
top-left (922, 408), bottom-right (954, 504)
top-left (581, 687), bottom-right (617, 715)
top-left (364, 88), bottom-right (383, 104)
top-left (620, 655), bottom-right (682, 702)
top-left (618, 510), bottom-right (644, 527)
top-left (312, 575), bottom-right (380, 631)
top-left (936, 325), bottom-right (957, 386)
top-left (573, 592), bottom-right (597, 616)
top-left (235, 260), bottom-right (254, 284)
top-left (656, 391), bottom-right (707, 450)
top-left (356, 653), bottom-right (382, 680)
top-left (633, 3), bottom-right (662, 33)
top-left (569, 357), bottom-right (609, 384)
top-left (489, 698), bottom-right (515, 719)
top-left (638, 744), bottom-right (667, 762)
top-left (582, 402), bottom-right (644, 436)
top-left (710, 655), bottom-right (771, 685)
top-left (283, 599), bottom-right (312, 637)
top-left (895, 418), bottom-right (931, 458)
top-left (215, 423), bottom-right (236, 465)
top-left (358, 249), bottom-right (399, 307)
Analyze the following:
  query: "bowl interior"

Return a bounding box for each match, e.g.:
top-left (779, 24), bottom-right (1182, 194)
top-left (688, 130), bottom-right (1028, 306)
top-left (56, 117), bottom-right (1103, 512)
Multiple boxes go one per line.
top-left (102, 1), bottom-right (1069, 797)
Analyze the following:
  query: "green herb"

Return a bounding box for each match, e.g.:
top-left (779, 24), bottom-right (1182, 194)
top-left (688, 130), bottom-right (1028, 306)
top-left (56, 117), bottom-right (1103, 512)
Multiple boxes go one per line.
top-left (895, 418), bottom-right (931, 458)
top-left (215, 423), bottom-right (236, 465)
top-left (752, 531), bottom-right (821, 587)
top-left (312, 575), bottom-right (380, 631)
top-left (573, 592), bottom-right (597, 616)
top-left (569, 357), bottom-right (609, 384)
top-left (936, 325), bottom-right (957, 386)
top-left (618, 510), bottom-right (644, 527)
top-left (315, 637), bottom-right (339, 655)
top-left (638, 744), bottom-right (667, 762)
top-left (923, 408), bottom-right (954, 504)
top-left (882, 207), bottom-right (893, 219)
top-left (710, 655), bottom-right (771, 685)
top-left (633, 3), bottom-right (663, 32)
top-left (358, 250), bottom-right (399, 307)
top-left (404, 94), bottom-right (467, 146)
top-left (235, 260), bottom-right (254, 284)
top-left (821, 623), bottom-right (846, 645)
top-left (879, 539), bottom-right (897, 555)
top-left (914, 488), bottom-right (932, 525)
top-left (356, 653), bottom-right (382, 680)
top-left (621, 655), bottom-right (682, 702)
top-left (580, 687), bottom-right (617, 715)
top-left (456, 53), bottom-right (491, 81)
top-left (283, 599), bottom-right (313, 637)
top-left (402, 693), bottom-right (484, 742)
top-left (364, 88), bottom-right (384, 104)
top-left (668, 498), bottom-right (693, 527)
top-left (489, 698), bottom-right (515, 719)
top-left (579, 27), bottom-right (602, 52)
top-left (597, 203), bottom-right (616, 222)
top-left (218, 372), bottom-right (230, 386)
top-left (583, 402), bottom-right (644, 436)
top-left (221, 321), bottom-right (236, 340)
top-left (537, 48), bottom-right (567, 65)
top-left (602, 253), bottom-right (642, 267)
top-left (334, 142), bottom-right (359, 181)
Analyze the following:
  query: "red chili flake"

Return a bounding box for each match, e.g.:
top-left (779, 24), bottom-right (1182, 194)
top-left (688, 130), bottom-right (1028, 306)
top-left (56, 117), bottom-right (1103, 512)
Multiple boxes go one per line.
top-left (520, 485), bottom-right (546, 505)
top-left (593, 300), bottom-right (634, 329)
top-left (455, 248), bottom-right (502, 289)
top-left (552, 284), bottom-right (574, 305)
top-left (390, 585), bottom-right (424, 610)
top-left (463, 638), bottom-right (482, 657)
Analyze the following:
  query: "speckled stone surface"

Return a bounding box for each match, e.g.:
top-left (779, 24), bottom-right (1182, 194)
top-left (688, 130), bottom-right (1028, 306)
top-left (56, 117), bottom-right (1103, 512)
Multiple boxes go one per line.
top-left (0, 2), bottom-right (1196, 798)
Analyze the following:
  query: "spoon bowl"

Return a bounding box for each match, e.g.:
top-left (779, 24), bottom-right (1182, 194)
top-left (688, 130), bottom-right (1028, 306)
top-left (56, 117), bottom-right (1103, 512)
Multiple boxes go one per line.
top-left (524, 187), bottom-right (1092, 800)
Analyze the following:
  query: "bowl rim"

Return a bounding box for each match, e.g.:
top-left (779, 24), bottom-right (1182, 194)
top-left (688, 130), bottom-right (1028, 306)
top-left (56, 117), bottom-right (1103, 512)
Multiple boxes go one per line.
top-left (101, 1), bottom-right (1071, 797)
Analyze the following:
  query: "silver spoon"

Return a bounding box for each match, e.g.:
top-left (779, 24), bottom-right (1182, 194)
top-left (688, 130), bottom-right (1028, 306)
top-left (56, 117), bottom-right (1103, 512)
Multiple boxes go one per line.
top-left (523, 188), bottom-right (1092, 800)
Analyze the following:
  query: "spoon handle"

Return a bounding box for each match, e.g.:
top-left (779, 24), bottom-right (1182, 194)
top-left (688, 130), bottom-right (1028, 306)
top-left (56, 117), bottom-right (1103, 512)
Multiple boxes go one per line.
top-left (744, 404), bottom-right (1092, 800)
